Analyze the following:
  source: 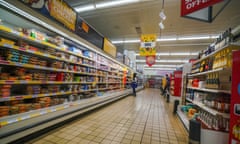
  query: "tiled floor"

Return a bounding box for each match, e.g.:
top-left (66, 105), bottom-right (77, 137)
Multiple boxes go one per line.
top-left (28, 88), bottom-right (188, 144)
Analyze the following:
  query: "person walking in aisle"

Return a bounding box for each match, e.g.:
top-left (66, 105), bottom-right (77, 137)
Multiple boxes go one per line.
top-left (162, 74), bottom-right (170, 96)
top-left (131, 74), bottom-right (138, 96)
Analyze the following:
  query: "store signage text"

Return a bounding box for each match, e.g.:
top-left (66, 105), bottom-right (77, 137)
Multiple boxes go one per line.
top-left (181, 0), bottom-right (223, 16)
top-left (50, 0), bottom-right (77, 31)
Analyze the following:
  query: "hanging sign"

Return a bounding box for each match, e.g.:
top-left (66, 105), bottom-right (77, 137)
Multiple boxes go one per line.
top-left (181, 0), bottom-right (223, 16)
top-left (146, 56), bottom-right (156, 67)
top-left (139, 34), bottom-right (156, 56)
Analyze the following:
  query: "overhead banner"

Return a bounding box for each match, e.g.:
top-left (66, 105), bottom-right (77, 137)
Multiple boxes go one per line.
top-left (75, 16), bottom-right (104, 49)
top-left (181, 0), bottom-right (223, 16)
top-left (20, 0), bottom-right (77, 31)
top-left (50, 0), bottom-right (76, 31)
top-left (146, 55), bottom-right (156, 67)
top-left (103, 38), bottom-right (117, 58)
top-left (139, 34), bottom-right (157, 56)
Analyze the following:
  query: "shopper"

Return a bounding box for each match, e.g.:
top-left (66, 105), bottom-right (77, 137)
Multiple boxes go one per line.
top-left (131, 76), bottom-right (138, 96)
top-left (163, 74), bottom-right (170, 95)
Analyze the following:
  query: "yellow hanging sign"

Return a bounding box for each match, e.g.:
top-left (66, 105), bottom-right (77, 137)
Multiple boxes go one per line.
top-left (139, 34), bottom-right (157, 56)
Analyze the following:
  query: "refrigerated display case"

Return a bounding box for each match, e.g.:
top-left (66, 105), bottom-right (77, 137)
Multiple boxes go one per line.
top-left (0, 1), bottom-right (142, 143)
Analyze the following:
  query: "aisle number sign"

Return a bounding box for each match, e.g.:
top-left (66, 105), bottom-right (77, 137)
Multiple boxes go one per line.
top-left (139, 34), bottom-right (156, 56)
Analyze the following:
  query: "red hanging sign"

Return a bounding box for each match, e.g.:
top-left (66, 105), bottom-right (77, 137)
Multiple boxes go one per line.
top-left (146, 56), bottom-right (156, 67)
top-left (181, 0), bottom-right (223, 16)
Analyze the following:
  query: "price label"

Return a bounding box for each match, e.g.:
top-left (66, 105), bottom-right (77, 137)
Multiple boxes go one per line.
top-left (1, 121), bottom-right (8, 126)
top-left (30, 113), bottom-right (40, 117)
top-left (5, 80), bottom-right (14, 84)
top-left (21, 115), bottom-right (30, 120)
top-left (19, 47), bottom-right (26, 51)
top-left (12, 30), bottom-right (20, 35)
top-left (51, 109), bottom-right (57, 112)
top-left (43, 53), bottom-right (48, 57)
top-left (0, 97), bottom-right (10, 102)
top-left (3, 44), bottom-right (13, 48)
top-left (15, 96), bottom-right (23, 100)
top-left (32, 94), bottom-right (38, 98)
top-left (8, 119), bottom-right (18, 124)
top-left (20, 80), bottom-right (27, 84)
top-left (40, 111), bottom-right (47, 115)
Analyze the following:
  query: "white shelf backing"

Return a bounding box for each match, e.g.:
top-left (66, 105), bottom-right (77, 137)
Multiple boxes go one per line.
top-left (187, 87), bottom-right (231, 94)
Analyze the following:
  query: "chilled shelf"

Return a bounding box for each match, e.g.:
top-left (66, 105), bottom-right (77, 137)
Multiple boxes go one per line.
top-left (0, 60), bottom-right (97, 76)
top-left (0, 25), bottom-right (94, 62)
top-left (0, 42), bottom-right (96, 69)
top-left (0, 91), bottom-right (72, 102)
top-left (0, 80), bottom-right (94, 85)
top-left (187, 86), bottom-right (231, 94)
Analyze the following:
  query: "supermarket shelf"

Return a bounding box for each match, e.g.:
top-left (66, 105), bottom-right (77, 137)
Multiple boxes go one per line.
top-left (0, 80), bottom-right (94, 85)
top-left (177, 108), bottom-right (189, 131)
top-left (0, 91), bottom-right (72, 102)
top-left (0, 25), bottom-right (94, 62)
top-left (187, 86), bottom-right (231, 94)
top-left (193, 43), bottom-right (240, 65)
top-left (189, 100), bottom-right (230, 119)
top-left (186, 97), bottom-right (193, 102)
top-left (0, 60), bottom-right (97, 76)
top-left (0, 42), bottom-right (96, 69)
top-left (189, 68), bottom-right (231, 77)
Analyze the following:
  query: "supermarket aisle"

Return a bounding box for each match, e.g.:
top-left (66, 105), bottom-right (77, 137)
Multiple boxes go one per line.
top-left (28, 89), bottom-right (188, 144)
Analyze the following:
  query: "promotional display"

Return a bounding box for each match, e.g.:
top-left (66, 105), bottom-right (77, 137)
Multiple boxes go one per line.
top-left (146, 55), bottom-right (156, 67)
top-left (103, 38), bottom-right (117, 58)
top-left (20, 0), bottom-right (77, 31)
top-left (229, 50), bottom-right (240, 144)
top-left (171, 70), bottom-right (183, 97)
top-left (181, 0), bottom-right (223, 16)
top-left (139, 34), bottom-right (156, 56)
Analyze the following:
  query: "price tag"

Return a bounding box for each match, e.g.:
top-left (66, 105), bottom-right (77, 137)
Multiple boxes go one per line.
top-left (19, 47), bottom-right (26, 51)
top-left (5, 80), bottom-right (14, 84)
top-left (12, 30), bottom-right (20, 35)
top-left (1, 121), bottom-right (8, 126)
top-left (17, 117), bottom-right (22, 121)
top-left (0, 97), bottom-right (10, 102)
top-left (21, 115), bottom-right (30, 120)
top-left (8, 119), bottom-right (18, 124)
top-left (64, 105), bottom-right (69, 108)
top-left (40, 111), bottom-right (47, 115)
top-left (30, 113), bottom-right (40, 117)
top-left (3, 44), bottom-right (13, 48)
top-left (20, 80), bottom-right (27, 84)
top-left (15, 96), bottom-right (23, 100)
top-left (51, 109), bottom-right (57, 112)
top-left (32, 94), bottom-right (38, 98)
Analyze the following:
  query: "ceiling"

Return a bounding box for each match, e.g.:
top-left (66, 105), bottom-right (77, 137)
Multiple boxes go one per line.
top-left (66, 0), bottom-right (240, 70)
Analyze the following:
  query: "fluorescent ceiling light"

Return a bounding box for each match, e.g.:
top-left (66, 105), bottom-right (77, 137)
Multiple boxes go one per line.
top-left (75, 5), bottom-right (95, 12)
top-left (112, 35), bottom-right (216, 44)
top-left (144, 65), bottom-right (179, 68)
top-left (96, 0), bottom-right (139, 8)
top-left (157, 38), bottom-right (177, 41)
top-left (144, 68), bottom-right (176, 70)
top-left (112, 39), bottom-right (140, 44)
top-left (178, 36), bottom-right (210, 40)
top-left (135, 60), bottom-right (188, 63)
top-left (135, 52), bottom-right (198, 56)
top-left (75, 0), bottom-right (139, 12)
